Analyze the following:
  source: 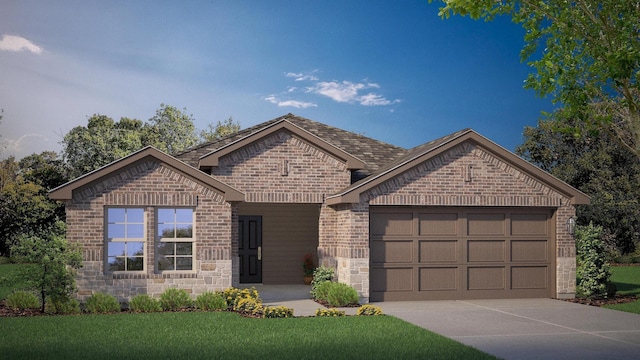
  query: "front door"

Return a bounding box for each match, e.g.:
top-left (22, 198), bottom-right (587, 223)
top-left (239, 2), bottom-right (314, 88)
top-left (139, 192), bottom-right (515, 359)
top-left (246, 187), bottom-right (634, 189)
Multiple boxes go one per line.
top-left (239, 216), bottom-right (262, 283)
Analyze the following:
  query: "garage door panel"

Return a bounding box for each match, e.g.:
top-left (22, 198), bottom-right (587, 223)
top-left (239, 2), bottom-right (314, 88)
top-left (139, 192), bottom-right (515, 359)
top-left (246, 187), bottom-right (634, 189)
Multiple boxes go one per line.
top-left (419, 213), bottom-right (458, 235)
top-left (468, 267), bottom-right (505, 290)
top-left (371, 239), bottom-right (413, 264)
top-left (420, 267), bottom-right (458, 291)
top-left (467, 213), bottom-right (505, 236)
top-left (511, 214), bottom-right (548, 236)
top-left (512, 266), bottom-right (547, 289)
top-left (370, 213), bottom-right (413, 236)
top-left (419, 240), bottom-right (457, 262)
top-left (512, 240), bottom-right (548, 262)
top-left (371, 267), bottom-right (413, 292)
top-left (467, 240), bottom-right (505, 262)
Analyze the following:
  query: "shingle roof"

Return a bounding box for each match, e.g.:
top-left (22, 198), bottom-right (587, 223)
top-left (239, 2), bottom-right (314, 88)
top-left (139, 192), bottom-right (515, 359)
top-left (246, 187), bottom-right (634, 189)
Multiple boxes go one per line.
top-left (174, 113), bottom-right (406, 176)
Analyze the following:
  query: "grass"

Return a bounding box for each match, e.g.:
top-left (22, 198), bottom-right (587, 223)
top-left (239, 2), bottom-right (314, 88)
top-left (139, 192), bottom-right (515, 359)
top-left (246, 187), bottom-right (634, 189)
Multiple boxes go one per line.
top-left (603, 265), bottom-right (640, 314)
top-left (0, 262), bottom-right (27, 300)
top-left (0, 311), bottom-right (497, 360)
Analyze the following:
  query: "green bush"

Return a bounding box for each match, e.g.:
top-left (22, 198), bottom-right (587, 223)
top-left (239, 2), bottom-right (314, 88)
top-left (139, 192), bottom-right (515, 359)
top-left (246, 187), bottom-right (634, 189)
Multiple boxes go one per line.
top-left (263, 305), bottom-right (294, 318)
top-left (326, 282), bottom-right (359, 307)
top-left (84, 292), bottom-right (121, 314)
top-left (576, 223), bottom-right (613, 299)
top-left (5, 291), bottom-right (39, 310)
top-left (313, 281), bottom-right (333, 302)
top-left (129, 294), bottom-right (162, 313)
top-left (46, 297), bottom-right (81, 315)
top-left (159, 288), bottom-right (192, 311)
top-left (195, 291), bottom-right (227, 311)
top-left (310, 266), bottom-right (334, 298)
top-left (357, 304), bottom-right (384, 316)
top-left (315, 308), bottom-right (345, 317)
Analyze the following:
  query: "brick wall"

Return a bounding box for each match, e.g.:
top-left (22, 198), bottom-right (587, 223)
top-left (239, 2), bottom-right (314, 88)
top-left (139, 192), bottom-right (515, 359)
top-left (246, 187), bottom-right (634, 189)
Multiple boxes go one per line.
top-left (67, 159), bottom-right (233, 302)
top-left (212, 130), bottom-right (351, 202)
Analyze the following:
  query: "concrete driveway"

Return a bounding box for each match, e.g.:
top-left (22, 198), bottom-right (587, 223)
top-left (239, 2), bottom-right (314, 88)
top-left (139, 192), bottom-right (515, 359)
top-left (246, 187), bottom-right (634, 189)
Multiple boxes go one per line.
top-left (377, 298), bottom-right (640, 360)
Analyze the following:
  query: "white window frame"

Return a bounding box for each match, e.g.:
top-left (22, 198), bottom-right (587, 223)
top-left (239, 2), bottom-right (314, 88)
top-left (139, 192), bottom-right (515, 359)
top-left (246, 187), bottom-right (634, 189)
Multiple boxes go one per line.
top-left (155, 207), bottom-right (196, 272)
top-left (105, 207), bottom-right (146, 273)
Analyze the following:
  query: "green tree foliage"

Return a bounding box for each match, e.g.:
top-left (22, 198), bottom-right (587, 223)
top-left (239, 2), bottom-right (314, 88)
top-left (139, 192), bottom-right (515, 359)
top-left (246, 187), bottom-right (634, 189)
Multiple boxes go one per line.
top-left (200, 116), bottom-right (241, 142)
top-left (575, 223), bottom-right (612, 299)
top-left (430, 0), bottom-right (640, 158)
top-left (146, 103), bottom-right (199, 154)
top-left (0, 153), bottom-right (68, 256)
top-left (62, 115), bottom-right (146, 179)
top-left (517, 120), bottom-right (640, 254)
top-left (9, 221), bottom-right (82, 312)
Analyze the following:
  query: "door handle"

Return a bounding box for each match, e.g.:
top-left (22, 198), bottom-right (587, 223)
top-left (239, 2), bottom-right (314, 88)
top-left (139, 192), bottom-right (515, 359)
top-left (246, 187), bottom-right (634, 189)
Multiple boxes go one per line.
top-left (258, 246), bottom-right (262, 261)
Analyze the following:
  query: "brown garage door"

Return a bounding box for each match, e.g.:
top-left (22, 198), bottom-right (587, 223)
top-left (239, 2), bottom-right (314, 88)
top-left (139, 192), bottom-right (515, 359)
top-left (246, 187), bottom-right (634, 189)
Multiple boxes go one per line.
top-left (370, 207), bottom-right (555, 301)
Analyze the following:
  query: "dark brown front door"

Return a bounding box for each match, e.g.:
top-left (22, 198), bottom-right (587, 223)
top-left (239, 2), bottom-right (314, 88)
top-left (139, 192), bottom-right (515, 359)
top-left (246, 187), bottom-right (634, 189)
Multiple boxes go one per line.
top-left (239, 216), bottom-right (262, 283)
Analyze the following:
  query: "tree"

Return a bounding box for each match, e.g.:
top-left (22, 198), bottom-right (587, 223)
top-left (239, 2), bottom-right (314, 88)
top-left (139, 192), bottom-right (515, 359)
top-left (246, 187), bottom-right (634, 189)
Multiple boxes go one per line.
top-left (430, 1), bottom-right (640, 157)
top-left (9, 221), bottom-right (82, 312)
top-left (517, 119), bottom-right (640, 254)
top-left (200, 116), bottom-right (241, 142)
top-left (62, 115), bottom-right (146, 179)
top-left (145, 103), bottom-right (199, 154)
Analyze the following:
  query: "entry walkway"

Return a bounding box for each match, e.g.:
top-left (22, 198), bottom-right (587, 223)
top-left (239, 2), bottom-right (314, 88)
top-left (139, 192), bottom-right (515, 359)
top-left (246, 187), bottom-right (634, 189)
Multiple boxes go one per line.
top-left (378, 299), bottom-right (640, 360)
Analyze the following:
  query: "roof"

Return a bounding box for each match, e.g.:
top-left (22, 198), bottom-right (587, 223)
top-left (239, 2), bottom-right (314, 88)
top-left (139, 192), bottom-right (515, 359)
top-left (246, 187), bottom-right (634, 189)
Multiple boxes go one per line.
top-left (175, 113), bottom-right (406, 176)
top-left (326, 129), bottom-right (591, 206)
top-left (49, 146), bottom-right (244, 202)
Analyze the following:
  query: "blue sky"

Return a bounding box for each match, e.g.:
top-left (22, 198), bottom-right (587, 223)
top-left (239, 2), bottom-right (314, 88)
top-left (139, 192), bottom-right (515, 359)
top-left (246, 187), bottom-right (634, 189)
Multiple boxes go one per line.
top-left (0, 0), bottom-right (554, 160)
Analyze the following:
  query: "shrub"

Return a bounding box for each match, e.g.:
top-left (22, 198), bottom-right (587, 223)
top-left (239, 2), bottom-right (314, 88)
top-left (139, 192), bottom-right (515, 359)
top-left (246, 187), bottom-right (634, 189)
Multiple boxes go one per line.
top-left (195, 291), bottom-right (227, 311)
top-left (357, 304), bottom-right (384, 316)
top-left (129, 294), bottom-right (162, 313)
top-left (46, 297), bottom-right (81, 315)
top-left (263, 305), bottom-right (294, 318)
top-left (326, 282), bottom-right (359, 307)
top-left (310, 266), bottom-right (334, 298)
top-left (5, 291), bottom-right (39, 310)
top-left (313, 281), bottom-right (333, 302)
top-left (84, 292), bottom-right (121, 314)
top-left (315, 308), bottom-right (345, 317)
top-left (234, 298), bottom-right (263, 315)
top-left (222, 287), bottom-right (261, 309)
top-left (159, 288), bottom-right (192, 311)
top-left (576, 223), bottom-right (613, 299)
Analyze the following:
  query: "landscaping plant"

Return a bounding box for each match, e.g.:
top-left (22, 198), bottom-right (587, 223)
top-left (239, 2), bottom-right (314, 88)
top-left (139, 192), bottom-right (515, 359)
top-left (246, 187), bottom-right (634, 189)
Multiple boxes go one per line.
top-left (576, 223), bottom-right (613, 299)
top-left (5, 290), bottom-right (39, 310)
top-left (356, 304), bottom-right (384, 316)
top-left (310, 266), bottom-right (334, 298)
top-left (84, 292), bottom-right (121, 314)
top-left (195, 291), bottom-right (227, 311)
top-left (315, 308), bottom-right (345, 317)
top-left (129, 294), bottom-right (162, 313)
top-left (159, 288), bottom-right (192, 311)
top-left (326, 282), bottom-right (359, 307)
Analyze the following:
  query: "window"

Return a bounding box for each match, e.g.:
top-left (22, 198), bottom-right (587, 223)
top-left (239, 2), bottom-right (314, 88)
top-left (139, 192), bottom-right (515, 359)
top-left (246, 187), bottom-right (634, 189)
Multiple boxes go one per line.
top-left (106, 208), bottom-right (145, 272)
top-left (156, 208), bottom-right (194, 271)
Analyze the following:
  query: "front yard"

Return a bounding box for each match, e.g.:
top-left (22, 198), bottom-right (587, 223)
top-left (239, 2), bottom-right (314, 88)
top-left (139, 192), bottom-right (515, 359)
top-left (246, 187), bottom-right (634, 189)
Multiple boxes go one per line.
top-left (604, 265), bottom-right (640, 314)
top-left (0, 311), bottom-right (496, 360)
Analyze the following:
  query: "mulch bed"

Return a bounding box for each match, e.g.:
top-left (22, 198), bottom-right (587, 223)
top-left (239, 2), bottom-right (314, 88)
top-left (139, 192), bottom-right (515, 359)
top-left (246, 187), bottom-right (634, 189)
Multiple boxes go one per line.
top-left (563, 295), bottom-right (638, 307)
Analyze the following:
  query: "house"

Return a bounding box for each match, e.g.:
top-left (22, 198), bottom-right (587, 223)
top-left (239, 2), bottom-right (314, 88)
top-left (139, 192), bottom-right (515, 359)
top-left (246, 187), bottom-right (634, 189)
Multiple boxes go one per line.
top-left (49, 114), bottom-right (589, 303)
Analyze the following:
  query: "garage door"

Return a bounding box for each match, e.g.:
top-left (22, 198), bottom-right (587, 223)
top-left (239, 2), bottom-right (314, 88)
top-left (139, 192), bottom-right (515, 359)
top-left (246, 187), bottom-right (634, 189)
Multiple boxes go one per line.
top-left (370, 207), bottom-right (555, 301)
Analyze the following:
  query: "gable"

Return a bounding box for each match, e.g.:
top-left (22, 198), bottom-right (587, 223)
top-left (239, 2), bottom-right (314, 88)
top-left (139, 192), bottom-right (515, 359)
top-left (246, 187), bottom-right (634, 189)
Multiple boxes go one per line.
top-left (49, 146), bottom-right (244, 202)
top-left (327, 130), bottom-right (589, 206)
top-left (211, 129), bottom-right (352, 203)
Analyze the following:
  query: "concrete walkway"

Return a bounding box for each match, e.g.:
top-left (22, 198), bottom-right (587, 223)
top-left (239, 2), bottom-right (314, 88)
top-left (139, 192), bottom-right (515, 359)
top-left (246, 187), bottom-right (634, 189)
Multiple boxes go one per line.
top-left (377, 299), bottom-right (640, 360)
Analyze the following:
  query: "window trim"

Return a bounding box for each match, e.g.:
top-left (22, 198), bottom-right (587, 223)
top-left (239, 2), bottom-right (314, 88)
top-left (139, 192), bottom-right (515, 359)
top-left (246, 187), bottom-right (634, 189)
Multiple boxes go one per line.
top-left (105, 207), bottom-right (146, 273)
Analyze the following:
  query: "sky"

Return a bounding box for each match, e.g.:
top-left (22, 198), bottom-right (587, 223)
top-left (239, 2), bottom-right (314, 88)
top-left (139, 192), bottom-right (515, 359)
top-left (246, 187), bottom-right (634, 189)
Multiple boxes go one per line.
top-left (0, 0), bottom-right (555, 161)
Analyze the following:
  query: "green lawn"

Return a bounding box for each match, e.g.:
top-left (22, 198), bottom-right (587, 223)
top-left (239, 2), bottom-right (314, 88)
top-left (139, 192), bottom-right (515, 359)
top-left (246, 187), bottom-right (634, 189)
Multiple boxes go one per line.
top-left (603, 266), bottom-right (640, 314)
top-left (0, 263), bottom-right (25, 300)
top-left (0, 311), bottom-right (496, 360)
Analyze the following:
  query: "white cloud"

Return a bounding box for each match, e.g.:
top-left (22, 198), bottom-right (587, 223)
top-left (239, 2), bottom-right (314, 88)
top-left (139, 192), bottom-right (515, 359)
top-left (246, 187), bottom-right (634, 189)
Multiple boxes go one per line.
top-left (0, 35), bottom-right (43, 54)
top-left (285, 71), bottom-right (319, 82)
top-left (265, 95), bottom-right (317, 108)
top-left (3, 133), bottom-right (51, 158)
